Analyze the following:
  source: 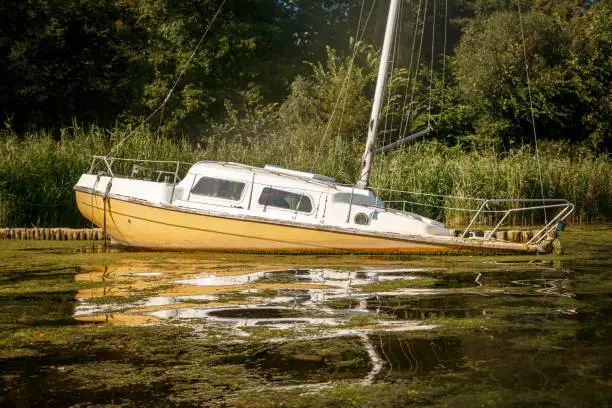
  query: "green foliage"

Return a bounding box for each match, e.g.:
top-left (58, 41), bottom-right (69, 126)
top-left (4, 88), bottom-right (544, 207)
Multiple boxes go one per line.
top-left (131, 0), bottom-right (305, 136)
top-left (0, 0), bottom-right (610, 227)
top-left (370, 140), bottom-right (611, 224)
top-left (0, 0), bottom-right (609, 150)
top-left (0, 1), bottom-right (373, 135)
top-left (454, 3), bottom-right (611, 148)
top-left (0, 125), bottom-right (199, 227)
top-left (0, 0), bottom-right (148, 132)
top-left (0, 125), bottom-right (609, 228)
top-left (302, 43), bottom-right (377, 139)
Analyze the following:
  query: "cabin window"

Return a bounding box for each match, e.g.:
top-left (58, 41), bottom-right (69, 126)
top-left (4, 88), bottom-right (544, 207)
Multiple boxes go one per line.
top-left (190, 177), bottom-right (245, 201)
top-left (332, 192), bottom-right (376, 206)
top-left (258, 187), bottom-right (313, 213)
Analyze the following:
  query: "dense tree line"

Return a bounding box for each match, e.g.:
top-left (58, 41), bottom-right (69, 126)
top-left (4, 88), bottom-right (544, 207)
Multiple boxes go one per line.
top-left (0, 0), bottom-right (609, 150)
top-left (0, 0), bottom-right (364, 134)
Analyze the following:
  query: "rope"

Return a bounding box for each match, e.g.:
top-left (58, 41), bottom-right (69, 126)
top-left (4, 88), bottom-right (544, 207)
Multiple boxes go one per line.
top-left (516, 0), bottom-right (547, 223)
top-left (91, 174), bottom-right (101, 241)
top-left (108, 0), bottom-right (227, 156)
top-left (102, 179), bottom-right (112, 248)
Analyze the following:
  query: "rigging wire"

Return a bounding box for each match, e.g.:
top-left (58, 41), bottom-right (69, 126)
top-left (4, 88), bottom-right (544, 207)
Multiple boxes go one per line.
top-left (331, 0), bottom-right (369, 174)
top-left (157, 101), bottom-right (166, 137)
top-left (381, 0), bottom-right (404, 160)
top-left (395, 0), bottom-right (425, 191)
top-left (397, 0), bottom-right (425, 140)
top-left (374, 0), bottom-right (450, 192)
top-left (516, 0), bottom-right (547, 223)
top-left (375, 0), bottom-right (404, 187)
top-left (427, 0), bottom-right (437, 126)
top-left (404, 0), bottom-right (429, 138)
top-left (400, 0), bottom-right (428, 139)
top-left (310, 0), bottom-right (376, 173)
top-left (440, 0), bottom-right (448, 119)
top-left (108, 0), bottom-right (227, 156)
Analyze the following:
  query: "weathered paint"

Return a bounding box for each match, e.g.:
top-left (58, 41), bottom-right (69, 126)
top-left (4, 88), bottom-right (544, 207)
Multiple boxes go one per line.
top-left (74, 188), bottom-right (541, 254)
top-left (0, 227), bottom-right (106, 240)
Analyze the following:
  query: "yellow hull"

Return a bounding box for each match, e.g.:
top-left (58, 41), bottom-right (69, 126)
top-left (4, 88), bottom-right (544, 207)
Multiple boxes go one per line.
top-left (74, 189), bottom-right (534, 254)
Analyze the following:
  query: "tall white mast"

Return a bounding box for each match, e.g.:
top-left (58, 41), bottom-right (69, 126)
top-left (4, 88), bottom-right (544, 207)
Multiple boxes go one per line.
top-left (356, 0), bottom-right (401, 189)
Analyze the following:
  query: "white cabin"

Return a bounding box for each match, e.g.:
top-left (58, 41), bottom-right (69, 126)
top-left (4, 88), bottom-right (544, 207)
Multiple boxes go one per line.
top-left (75, 161), bottom-right (450, 237)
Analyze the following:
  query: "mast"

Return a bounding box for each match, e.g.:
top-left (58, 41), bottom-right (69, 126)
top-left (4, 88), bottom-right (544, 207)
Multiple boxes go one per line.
top-left (356, 0), bottom-right (401, 189)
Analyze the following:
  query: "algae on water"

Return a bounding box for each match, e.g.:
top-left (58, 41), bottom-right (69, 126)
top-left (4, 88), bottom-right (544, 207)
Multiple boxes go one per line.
top-left (0, 227), bottom-right (611, 407)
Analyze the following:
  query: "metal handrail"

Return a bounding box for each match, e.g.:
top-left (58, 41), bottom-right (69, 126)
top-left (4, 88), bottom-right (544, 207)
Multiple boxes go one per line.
top-left (373, 189), bottom-right (574, 244)
top-left (85, 157), bottom-right (574, 244)
top-left (88, 155), bottom-right (191, 181)
top-left (461, 199), bottom-right (573, 242)
top-left (528, 204), bottom-right (574, 244)
top-left (90, 155), bottom-right (193, 167)
top-left (370, 186), bottom-right (487, 201)
top-left (88, 156), bottom-right (192, 202)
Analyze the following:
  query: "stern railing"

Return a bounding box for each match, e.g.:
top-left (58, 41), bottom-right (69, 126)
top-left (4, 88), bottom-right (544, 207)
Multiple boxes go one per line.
top-left (459, 198), bottom-right (573, 244)
top-left (370, 187), bottom-right (574, 245)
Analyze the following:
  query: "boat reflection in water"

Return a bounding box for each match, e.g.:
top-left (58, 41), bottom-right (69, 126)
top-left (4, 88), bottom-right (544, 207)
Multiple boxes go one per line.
top-left (75, 259), bottom-right (448, 384)
top-left (73, 257), bottom-right (576, 385)
top-left (74, 259), bottom-right (442, 332)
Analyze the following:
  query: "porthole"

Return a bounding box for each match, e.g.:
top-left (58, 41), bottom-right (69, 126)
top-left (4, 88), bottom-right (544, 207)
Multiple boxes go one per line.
top-left (354, 212), bottom-right (370, 225)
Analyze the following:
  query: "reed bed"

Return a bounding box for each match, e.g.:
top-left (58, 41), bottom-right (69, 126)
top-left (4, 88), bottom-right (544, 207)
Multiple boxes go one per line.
top-left (0, 126), bottom-right (609, 228)
top-left (370, 142), bottom-right (611, 226)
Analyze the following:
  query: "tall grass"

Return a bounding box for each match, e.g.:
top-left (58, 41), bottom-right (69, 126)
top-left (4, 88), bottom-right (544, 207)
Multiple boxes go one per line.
top-left (0, 125), bottom-right (200, 227)
top-left (370, 141), bottom-right (611, 225)
top-left (0, 125), bottom-right (609, 227)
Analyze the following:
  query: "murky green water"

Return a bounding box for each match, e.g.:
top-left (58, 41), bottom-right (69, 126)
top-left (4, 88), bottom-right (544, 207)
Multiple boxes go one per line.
top-left (1, 227), bottom-right (611, 407)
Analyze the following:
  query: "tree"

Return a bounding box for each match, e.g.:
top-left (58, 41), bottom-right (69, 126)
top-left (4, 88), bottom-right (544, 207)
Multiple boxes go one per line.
top-left (453, 3), bottom-right (610, 149)
top-left (0, 0), bottom-right (147, 133)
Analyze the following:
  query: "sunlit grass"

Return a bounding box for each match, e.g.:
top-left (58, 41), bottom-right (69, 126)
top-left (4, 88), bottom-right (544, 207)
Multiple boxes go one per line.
top-left (0, 125), bottom-right (609, 227)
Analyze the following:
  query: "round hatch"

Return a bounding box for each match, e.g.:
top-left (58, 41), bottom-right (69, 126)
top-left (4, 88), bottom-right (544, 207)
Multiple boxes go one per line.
top-left (354, 213), bottom-right (370, 225)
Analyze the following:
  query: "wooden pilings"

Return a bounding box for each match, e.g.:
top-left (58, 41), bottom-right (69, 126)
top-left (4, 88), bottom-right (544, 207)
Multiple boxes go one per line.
top-left (449, 229), bottom-right (553, 243)
top-left (0, 228), bottom-right (108, 241)
top-left (2, 227), bottom-right (552, 243)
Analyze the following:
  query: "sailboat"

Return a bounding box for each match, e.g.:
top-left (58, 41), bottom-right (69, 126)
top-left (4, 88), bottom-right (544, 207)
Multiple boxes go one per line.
top-left (73, 0), bottom-right (573, 254)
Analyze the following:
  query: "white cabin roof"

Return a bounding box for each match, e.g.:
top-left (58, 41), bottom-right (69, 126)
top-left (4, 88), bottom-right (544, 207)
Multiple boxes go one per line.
top-left (263, 165), bottom-right (336, 183)
top-left (188, 161), bottom-right (341, 190)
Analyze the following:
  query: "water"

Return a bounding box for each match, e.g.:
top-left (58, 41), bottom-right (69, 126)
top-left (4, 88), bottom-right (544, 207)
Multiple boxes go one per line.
top-left (0, 227), bottom-right (611, 407)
